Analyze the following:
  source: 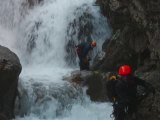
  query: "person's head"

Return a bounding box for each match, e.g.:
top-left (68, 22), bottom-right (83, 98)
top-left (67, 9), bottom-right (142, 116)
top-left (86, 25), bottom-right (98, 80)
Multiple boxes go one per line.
top-left (118, 65), bottom-right (132, 81)
top-left (118, 65), bottom-right (132, 76)
top-left (90, 40), bottom-right (96, 48)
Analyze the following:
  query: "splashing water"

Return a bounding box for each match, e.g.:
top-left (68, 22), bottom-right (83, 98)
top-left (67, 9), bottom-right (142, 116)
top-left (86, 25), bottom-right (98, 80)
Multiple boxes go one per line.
top-left (0, 0), bottom-right (112, 120)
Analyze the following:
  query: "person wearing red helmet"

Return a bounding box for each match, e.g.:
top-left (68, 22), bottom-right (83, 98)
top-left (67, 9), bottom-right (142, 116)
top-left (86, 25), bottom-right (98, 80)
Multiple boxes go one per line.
top-left (109, 65), bottom-right (155, 120)
top-left (75, 40), bottom-right (96, 70)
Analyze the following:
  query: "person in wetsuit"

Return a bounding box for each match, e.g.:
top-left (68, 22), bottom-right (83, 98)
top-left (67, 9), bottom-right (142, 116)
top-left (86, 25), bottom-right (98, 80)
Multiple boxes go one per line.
top-left (75, 40), bottom-right (96, 70)
top-left (110, 65), bottom-right (155, 120)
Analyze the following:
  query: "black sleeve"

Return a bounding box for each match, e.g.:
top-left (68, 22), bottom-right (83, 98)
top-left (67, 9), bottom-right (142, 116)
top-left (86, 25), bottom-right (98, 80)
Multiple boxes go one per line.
top-left (135, 76), bottom-right (146, 86)
top-left (135, 76), bottom-right (155, 94)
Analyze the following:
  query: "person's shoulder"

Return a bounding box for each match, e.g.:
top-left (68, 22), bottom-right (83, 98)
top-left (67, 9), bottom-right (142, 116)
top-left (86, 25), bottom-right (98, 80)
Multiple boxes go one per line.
top-left (130, 75), bottom-right (146, 85)
top-left (131, 75), bottom-right (143, 81)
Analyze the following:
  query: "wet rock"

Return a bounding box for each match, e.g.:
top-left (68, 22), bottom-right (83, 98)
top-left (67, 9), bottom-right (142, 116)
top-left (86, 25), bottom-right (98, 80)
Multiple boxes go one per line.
top-left (63, 70), bottom-right (107, 101)
top-left (27, 0), bottom-right (43, 6)
top-left (0, 45), bottom-right (22, 119)
top-left (84, 72), bottom-right (107, 101)
top-left (63, 70), bottom-right (83, 84)
top-left (137, 92), bottom-right (160, 120)
top-left (133, 70), bottom-right (160, 120)
top-left (96, 0), bottom-right (160, 72)
top-left (91, 51), bottom-right (106, 70)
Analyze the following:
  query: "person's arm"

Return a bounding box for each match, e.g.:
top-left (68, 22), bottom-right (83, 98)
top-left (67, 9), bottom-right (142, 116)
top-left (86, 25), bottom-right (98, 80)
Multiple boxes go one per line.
top-left (136, 76), bottom-right (155, 95)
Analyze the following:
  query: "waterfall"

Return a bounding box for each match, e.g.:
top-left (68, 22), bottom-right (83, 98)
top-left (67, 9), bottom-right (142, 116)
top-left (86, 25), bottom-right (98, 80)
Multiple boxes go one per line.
top-left (0, 0), bottom-right (112, 120)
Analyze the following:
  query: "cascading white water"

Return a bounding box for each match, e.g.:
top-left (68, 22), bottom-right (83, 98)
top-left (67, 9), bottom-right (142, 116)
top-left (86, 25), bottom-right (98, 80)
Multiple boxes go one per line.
top-left (0, 0), bottom-right (112, 120)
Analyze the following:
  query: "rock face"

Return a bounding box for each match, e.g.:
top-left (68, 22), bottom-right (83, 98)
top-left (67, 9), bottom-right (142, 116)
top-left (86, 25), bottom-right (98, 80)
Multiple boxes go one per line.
top-left (96, 0), bottom-right (160, 72)
top-left (0, 45), bottom-right (22, 119)
top-left (96, 0), bottom-right (160, 119)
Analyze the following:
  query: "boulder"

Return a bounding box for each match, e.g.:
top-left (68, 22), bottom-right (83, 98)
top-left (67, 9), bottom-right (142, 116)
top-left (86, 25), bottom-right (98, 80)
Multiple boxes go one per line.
top-left (0, 45), bottom-right (22, 119)
top-left (63, 70), bottom-right (107, 101)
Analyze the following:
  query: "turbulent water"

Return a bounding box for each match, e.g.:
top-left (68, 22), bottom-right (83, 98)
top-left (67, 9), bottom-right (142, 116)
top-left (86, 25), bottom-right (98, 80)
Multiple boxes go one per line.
top-left (0, 0), bottom-right (112, 120)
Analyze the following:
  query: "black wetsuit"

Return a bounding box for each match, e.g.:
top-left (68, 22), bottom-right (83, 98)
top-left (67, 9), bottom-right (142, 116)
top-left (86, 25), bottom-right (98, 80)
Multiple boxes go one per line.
top-left (113, 75), bottom-right (153, 120)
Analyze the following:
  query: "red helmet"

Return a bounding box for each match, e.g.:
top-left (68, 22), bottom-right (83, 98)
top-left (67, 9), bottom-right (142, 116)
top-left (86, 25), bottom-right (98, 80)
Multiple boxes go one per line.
top-left (118, 65), bottom-right (132, 75)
